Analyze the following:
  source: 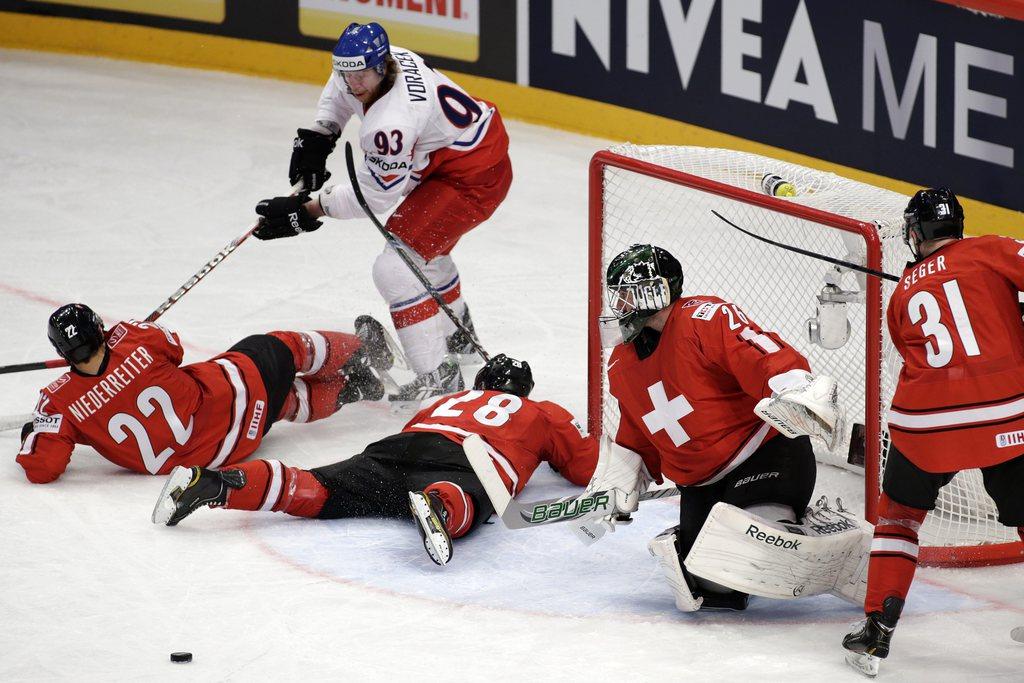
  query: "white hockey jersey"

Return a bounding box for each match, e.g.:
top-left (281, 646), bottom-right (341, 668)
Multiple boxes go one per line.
top-left (315, 46), bottom-right (503, 221)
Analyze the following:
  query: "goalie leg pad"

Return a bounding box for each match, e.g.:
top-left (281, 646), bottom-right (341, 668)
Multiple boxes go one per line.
top-left (684, 499), bottom-right (871, 602)
top-left (648, 526), bottom-right (703, 612)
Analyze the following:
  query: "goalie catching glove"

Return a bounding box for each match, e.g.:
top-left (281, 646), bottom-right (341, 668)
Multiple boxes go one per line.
top-left (579, 438), bottom-right (653, 534)
top-left (755, 370), bottom-right (844, 450)
top-left (253, 191), bottom-right (322, 240)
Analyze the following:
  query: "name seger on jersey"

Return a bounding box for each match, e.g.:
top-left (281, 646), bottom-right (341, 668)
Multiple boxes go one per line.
top-left (887, 235), bottom-right (1024, 472)
top-left (608, 296), bottom-right (811, 487)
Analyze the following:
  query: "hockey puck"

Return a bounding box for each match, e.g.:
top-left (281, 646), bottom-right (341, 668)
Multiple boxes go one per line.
top-left (170, 652), bottom-right (193, 663)
top-left (1011, 627), bottom-right (1024, 643)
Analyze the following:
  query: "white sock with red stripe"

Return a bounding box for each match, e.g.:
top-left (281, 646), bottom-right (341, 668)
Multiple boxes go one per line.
top-left (865, 493), bottom-right (928, 613)
top-left (424, 481), bottom-right (475, 538)
top-left (372, 246), bottom-right (465, 375)
top-left (220, 460), bottom-right (328, 518)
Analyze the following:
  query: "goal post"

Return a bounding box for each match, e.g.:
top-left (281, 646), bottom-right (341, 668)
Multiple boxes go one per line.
top-left (587, 144), bottom-right (1024, 568)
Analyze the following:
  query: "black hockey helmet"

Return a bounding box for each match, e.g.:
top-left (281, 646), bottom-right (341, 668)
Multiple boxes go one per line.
top-left (473, 354), bottom-right (534, 398)
top-left (604, 244), bottom-right (684, 343)
top-left (903, 188), bottom-right (964, 259)
top-left (47, 303), bottom-right (105, 364)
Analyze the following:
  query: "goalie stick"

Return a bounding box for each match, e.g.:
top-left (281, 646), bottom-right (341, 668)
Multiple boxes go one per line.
top-left (0, 183), bottom-right (304, 376)
top-left (462, 434), bottom-right (679, 529)
top-left (710, 210), bottom-right (900, 283)
top-left (344, 142), bottom-right (489, 362)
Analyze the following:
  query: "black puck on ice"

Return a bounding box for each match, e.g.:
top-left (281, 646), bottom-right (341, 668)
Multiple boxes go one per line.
top-left (170, 652), bottom-right (193, 663)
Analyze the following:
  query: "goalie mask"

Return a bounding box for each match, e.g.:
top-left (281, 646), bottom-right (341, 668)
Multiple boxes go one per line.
top-left (903, 188), bottom-right (964, 259)
top-left (604, 244), bottom-right (684, 343)
top-left (47, 303), bottom-right (105, 364)
top-left (473, 354), bottom-right (534, 398)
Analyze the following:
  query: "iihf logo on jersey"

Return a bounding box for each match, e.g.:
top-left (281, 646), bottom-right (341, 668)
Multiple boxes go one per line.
top-left (996, 430), bottom-right (1024, 448)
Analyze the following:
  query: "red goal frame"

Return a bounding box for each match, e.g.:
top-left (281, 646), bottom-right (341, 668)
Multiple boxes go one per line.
top-left (587, 150), bottom-right (1024, 568)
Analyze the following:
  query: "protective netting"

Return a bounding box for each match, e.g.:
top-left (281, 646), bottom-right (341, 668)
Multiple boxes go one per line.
top-left (592, 144), bottom-right (1019, 558)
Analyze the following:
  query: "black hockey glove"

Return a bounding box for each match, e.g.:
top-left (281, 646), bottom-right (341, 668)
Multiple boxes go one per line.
top-left (289, 128), bottom-right (338, 191)
top-left (253, 191), bottom-right (322, 240)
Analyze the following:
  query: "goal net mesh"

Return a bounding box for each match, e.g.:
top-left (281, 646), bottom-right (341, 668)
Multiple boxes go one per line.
top-left (591, 144), bottom-right (1020, 561)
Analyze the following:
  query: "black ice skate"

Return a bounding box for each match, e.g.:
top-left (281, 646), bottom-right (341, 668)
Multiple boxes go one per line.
top-left (335, 315), bottom-right (394, 406)
top-left (408, 490), bottom-right (453, 566)
top-left (151, 465), bottom-right (245, 527)
top-left (843, 596), bottom-right (904, 677)
top-left (445, 307), bottom-right (480, 362)
top-left (389, 356), bottom-right (464, 408)
top-left (354, 314), bottom-right (395, 371)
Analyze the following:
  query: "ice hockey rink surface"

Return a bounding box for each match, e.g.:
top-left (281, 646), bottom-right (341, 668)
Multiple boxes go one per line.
top-left (1, 49), bottom-right (1021, 680)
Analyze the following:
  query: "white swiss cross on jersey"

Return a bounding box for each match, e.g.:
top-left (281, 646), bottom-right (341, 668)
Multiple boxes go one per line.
top-left (641, 381), bottom-right (693, 447)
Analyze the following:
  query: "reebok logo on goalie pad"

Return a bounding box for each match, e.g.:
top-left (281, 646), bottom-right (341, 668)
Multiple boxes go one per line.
top-left (746, 524), bottom-right (801, 550)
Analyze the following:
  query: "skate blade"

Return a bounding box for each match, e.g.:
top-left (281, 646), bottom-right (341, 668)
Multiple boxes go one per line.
top-left (408, 492), bottom-right (452, 566)
top-left (845, 651), bottom-right (880, 678)
top-left (151, 466), bottom-right (193, 526)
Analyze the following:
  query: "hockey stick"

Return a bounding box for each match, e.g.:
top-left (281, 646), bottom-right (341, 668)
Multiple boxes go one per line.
top-left (344, 142), bottom-right (489, 362)
top-left (0, 183), bottom-right (304, 376)
top-left (710, 210), bottom-right (900, 283)
top-left (463, 434), bottom-right (679, 530)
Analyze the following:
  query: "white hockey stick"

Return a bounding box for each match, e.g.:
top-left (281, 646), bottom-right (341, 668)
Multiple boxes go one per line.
top-left (0, 413), bottom-right (32, 432)
top-left (462, 434), bottom-right (679, 529)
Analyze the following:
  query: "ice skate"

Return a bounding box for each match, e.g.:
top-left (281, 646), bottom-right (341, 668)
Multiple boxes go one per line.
top-left (337, 361), bottom-right (385, 405)
top-left (842, 597), bottom-right (903, 678)
top-left (389, 356), bottom-right (464, 408)
top-left (354, 314), bottom-right (395, 371)
top-left (152, 466), bottom-right (244, 527)
top-left (408, 490), bottom-right (452, 566)
top-left (446, 307), bottom-right (481, 363)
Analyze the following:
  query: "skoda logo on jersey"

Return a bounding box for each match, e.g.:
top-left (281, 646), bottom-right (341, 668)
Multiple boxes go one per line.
top-left (333, 55), bottom-right (367, 72)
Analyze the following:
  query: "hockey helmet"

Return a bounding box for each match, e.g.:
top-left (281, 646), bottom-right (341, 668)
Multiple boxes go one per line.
top-left (332, 22), bottom-right (390, 76)
top-left (473, 354), bottom-right (535, 398)
top-left (903, 188), bottom-right (964, 259)
top-left (47, 303), bottom-right (105, 364)
top-left (604, 244), bottom-right (684, 343)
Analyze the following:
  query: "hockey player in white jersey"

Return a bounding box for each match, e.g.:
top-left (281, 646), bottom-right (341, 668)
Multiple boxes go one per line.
top-left (252, 22), bottom-right (512, 403)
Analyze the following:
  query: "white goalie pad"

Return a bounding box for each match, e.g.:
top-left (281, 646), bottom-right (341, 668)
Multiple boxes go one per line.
top-left (684, 498), bottom-right (871, 604)
top-left (755, 372), bottom-right (845, 450)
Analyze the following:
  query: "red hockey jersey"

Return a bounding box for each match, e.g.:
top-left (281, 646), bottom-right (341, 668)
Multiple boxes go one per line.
top-left (17, 321), bottom-right (269, 483)
top-left (609, 296), bottom-right (811, 486)
top-left (886, 235), bottom-right (1024, 472)
top-left (402, 389), bottom-right (597, 494)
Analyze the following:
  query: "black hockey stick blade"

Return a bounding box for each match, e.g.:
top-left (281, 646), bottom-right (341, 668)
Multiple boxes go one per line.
top-left (0, 358), bottom-right (68, 375)
top-left (344, 142), bottom-right (489, 362)
top-left (711, 210), bottom-right (900, 283)
top-left (463, 434), bottom-right (679, 530)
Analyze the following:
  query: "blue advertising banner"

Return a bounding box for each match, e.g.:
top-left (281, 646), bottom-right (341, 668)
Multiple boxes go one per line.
top-left (527, 0), bottom-right (1022, 213)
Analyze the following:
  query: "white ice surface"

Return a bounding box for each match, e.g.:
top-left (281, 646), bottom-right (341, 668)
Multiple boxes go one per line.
top-left (1, 49), bottom-right (1022, 681)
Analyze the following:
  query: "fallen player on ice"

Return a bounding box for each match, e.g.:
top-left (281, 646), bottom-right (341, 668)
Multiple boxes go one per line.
top-left (152, 354), bottom-right (598, 566)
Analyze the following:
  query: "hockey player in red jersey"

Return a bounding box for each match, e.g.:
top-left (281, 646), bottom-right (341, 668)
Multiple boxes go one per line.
top-left (251, 22), bottom-right (512, 403)
top-left (843, 189), bottom-right (1024, 677)
top-left (585, 244), bottom-right (846, 611)
top-left (152, 354), bottom-right (598, 566)
top-left (17, 304), bottom-right (392, 483)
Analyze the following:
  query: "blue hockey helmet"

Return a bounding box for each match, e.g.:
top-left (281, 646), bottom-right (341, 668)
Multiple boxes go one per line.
top-left (332, 22), bottom-right (390, 76)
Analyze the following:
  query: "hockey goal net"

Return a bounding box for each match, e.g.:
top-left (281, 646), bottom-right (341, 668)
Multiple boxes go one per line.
top-left (588, 144), bottom-right (1024, 567)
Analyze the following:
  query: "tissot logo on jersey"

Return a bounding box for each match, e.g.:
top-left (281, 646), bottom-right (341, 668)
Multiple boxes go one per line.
top-left (32, 412), bottom-right (63, 434)
top-left (65, 346), bottom-right (154, 422)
